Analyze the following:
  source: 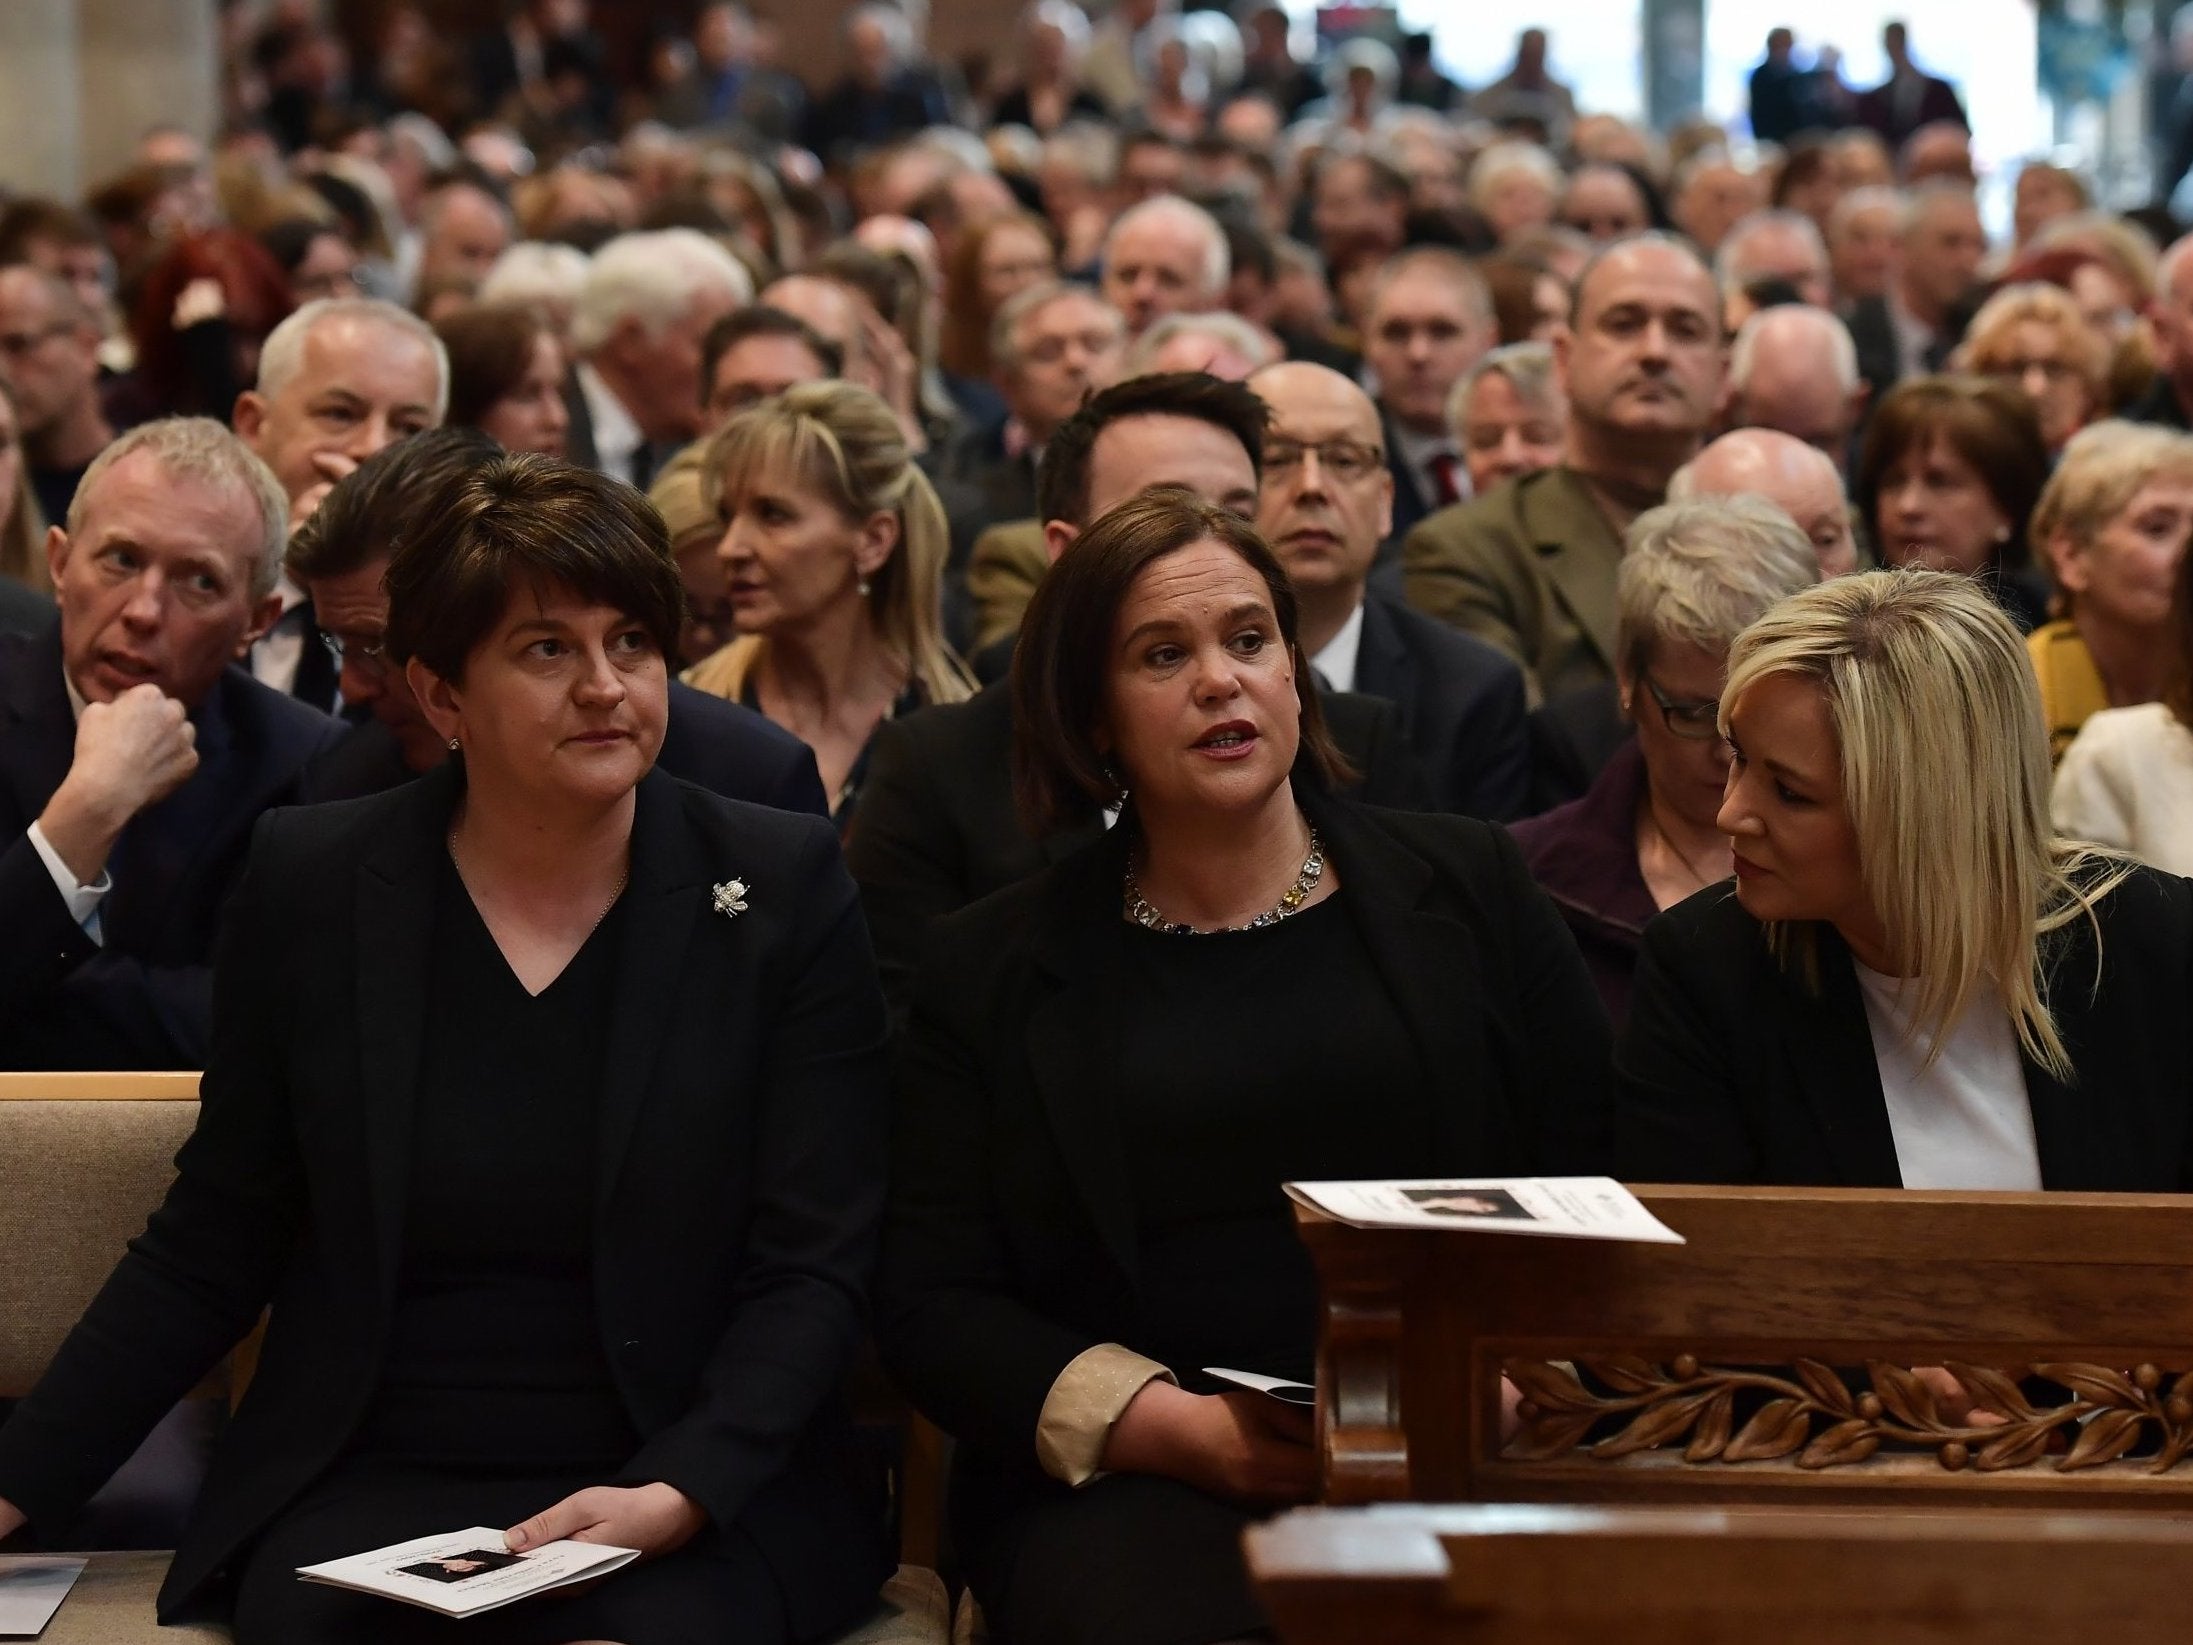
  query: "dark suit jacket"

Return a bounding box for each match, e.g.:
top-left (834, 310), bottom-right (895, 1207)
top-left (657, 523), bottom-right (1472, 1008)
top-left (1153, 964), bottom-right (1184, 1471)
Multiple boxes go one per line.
top-left (1382, 407), bottom-right (1440, 546)
top-left (295, 681), bottom-right (829, 817)
top-left (1402, 466), bottom-right (1630, 701)
top-left (0, 626), bottom-right (341, 1069)
top-left (1853, 73), bottom-right (1968, 145)
top-left (1353, 592), bottom-right (1529, 820)
top-left (0, 764), bottom-right (893, 1632)
top-left (0, 577), bottom-right (52, 640)
top-left (845, 679), bottom-right (1427, 1017)
top-left (874, 791), bottom-right (1612, 1489)
top-left (1527, 680), bottom-right (1631, 813)
top-left (1613, 870), bottom-right (2193, 1188)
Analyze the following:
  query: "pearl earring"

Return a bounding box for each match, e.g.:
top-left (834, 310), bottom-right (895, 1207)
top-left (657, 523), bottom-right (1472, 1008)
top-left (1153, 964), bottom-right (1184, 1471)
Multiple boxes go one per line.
top-left (857, 575), bottom-right (873, 597)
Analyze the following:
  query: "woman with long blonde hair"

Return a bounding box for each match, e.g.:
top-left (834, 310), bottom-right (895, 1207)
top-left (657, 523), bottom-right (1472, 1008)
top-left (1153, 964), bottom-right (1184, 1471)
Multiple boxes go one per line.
top-left (1615, 569), bottom-right (2192, 1191)
top-left (686, 380), bottom-right (974, 831)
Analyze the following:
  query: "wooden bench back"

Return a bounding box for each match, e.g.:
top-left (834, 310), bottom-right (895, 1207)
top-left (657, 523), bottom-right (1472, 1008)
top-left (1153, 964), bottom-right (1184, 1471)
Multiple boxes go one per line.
top-left (0, 1076), bottom-right (230, 1399)
top-left (1247, 1502), bottom-right (2193, 1645)
top-left (1299, 1185), bottom-right (2193, 1509)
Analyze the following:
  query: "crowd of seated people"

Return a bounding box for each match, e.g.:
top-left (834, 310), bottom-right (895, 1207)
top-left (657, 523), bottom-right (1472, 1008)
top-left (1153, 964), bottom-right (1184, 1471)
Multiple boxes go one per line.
top-left (5, 8), bottom-right (2193, 1645)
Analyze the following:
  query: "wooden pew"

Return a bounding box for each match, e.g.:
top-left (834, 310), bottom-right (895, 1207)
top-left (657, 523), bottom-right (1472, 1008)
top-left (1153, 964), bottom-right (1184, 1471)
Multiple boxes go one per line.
top-left (1299, 1185), bottom-right (2193, 1509)
top-left (1247, 1501), bottom-right (2193, 1645)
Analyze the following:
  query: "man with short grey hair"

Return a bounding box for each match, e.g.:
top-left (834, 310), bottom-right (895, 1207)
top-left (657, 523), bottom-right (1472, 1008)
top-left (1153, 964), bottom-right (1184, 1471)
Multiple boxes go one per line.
top-left (568, 229), bottom-right (753, 487)
top-left (1715, 209), bottom-right (1832, 310)
top-left (232, 296), bottom-right (448, 704)
top-left (1669, 427), bottom-right (1860, 579)
top-left (1725, 304), bottom-right (1868, 474)
top-left (1100, 195), bottom-right (1229, 338)
top-left (0, 417), bottom-right (341, 1067)
top-left (1846, 181), bottom-right (1987, 404)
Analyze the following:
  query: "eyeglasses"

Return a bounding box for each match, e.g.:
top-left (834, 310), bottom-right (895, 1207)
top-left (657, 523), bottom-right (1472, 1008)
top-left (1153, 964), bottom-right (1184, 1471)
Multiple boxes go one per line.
top-left (1640, 672), bottom-right (1721, 740)
top-left (319, 629), bottom-right (388, 671)
top-left (1263, 439), bottom-right (1385, 485)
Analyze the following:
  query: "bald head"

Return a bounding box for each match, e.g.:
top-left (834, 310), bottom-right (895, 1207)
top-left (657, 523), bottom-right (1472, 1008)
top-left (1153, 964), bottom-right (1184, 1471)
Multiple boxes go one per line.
top-left (1248, 361), bottom-right (1394, 609)
top-left (1670, 428), bottom-right (1857, 579)
top-left (1728, 304), bottom-right (1863, 469)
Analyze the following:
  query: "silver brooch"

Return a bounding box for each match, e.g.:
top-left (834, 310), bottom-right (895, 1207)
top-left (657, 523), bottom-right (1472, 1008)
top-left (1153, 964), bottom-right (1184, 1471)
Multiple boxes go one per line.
top-left (711, 878), bottom-right (750, 919)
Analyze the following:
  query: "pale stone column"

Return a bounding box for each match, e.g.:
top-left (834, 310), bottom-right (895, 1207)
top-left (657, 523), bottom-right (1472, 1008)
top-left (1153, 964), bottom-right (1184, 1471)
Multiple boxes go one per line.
top-left (0, 0), bottom-right (82, 200)
top-left (76, 0), bottom-right (218, 188)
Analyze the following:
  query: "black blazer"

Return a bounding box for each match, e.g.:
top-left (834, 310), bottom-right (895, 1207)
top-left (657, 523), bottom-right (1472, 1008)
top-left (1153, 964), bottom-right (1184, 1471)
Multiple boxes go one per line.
top-left (874, 791), bottom-right (1613, 1477)
top-left (845, 678), bottom-right (1429, 1017)
top-left (1613, 871), bottom-right (2193, 1189)
top-left (296, 681), bottom-right (829, 816)
top-left (0, 626), bottom-right (342, 1069)
top-left (0, 764), bottom-right (893, 1632)
top-left (0, 577), bottom-right (52, 640)
top-left (1355, 591), bottom-right (1530, 821)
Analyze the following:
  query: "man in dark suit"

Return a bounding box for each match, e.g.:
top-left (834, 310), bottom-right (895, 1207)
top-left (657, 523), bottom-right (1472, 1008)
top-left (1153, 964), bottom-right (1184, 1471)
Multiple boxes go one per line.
top-left (848, 370), bottom-right (1425, 1012)
top-left (0, 578), bottom-right (51, 639)
top-left (1853, 22), bottom-right (1968, 148)
top-left (1361, 249), bottom-right (1496, 549)
top-left (232, 297), bottom-right (448, 714)
top-left (1251, 361), bottom-right (1528, 820)
top-left (1842, 183), bottom-right (1987, 409)
top-left (0, 419), bottom-right (340, 1069)
top-left (285, 428), bottom-right (828, 817)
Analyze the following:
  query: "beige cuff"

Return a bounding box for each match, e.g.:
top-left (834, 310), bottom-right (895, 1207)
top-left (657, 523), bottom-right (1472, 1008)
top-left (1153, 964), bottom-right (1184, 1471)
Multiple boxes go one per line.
top-left (1035, 1343), bottom-right (1176, 1486)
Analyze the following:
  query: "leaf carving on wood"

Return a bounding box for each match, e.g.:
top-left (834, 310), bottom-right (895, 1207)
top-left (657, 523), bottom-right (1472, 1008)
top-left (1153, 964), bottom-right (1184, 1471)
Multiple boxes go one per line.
top-left (1492, 1356), bottom-right (2193, 1477)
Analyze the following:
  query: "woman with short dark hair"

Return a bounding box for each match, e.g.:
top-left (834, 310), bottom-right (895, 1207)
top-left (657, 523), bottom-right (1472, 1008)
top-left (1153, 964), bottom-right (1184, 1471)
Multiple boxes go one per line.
top-left (877, 489), bottom-right (1612, 1645)
top-left (1854, 375), bottom-right (2053, 630)
top-left (435, 301), bottom-right (571, 458)
top-left (0, 454), bottom-right (893, 1644)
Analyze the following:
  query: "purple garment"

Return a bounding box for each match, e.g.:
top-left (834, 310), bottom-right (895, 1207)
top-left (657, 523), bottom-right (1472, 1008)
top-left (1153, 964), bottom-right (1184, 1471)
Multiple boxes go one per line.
top-left (1508, 739), bottom-right (1659, 1026)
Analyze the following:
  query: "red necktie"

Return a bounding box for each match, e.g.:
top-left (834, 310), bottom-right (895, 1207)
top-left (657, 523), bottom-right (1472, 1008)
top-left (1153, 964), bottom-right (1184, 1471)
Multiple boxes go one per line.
top-left (1429, 451), bottom-right (1462, 506)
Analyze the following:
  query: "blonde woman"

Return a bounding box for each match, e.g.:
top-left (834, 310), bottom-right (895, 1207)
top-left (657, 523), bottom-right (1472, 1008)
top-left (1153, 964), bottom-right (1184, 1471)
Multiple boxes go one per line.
top-left (0, 383), bottom-right (49, 597)
top-left (1951, 283), bottom-right (2110, 454)
top-left (686, 381), bottom-right (975, 831)
top-left (1616, 570), bottom-right (2191, 1191)
top-left (2026, 421), bottom-right (2193, 759)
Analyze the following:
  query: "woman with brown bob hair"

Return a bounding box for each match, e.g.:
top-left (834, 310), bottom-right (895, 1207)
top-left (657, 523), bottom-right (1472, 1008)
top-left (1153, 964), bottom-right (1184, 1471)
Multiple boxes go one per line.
top-left (435, 300), bottom-right (571, 458)
top-left (1854, 375), bottom-right (2053, 631)
top-left (877, 490), bottom-right (1611, 1645)
top-left (0, 453), bottom-right (895, 1643)
top-left (939, 209), bottom-right (1058, 383)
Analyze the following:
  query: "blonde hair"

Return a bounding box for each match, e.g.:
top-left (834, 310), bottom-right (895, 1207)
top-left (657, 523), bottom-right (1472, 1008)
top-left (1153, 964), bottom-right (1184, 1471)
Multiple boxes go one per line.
top-left (2028, 419), bottom-right (2193, 589)
top-left (698, 380), bottom-right (974, 708)
top-left (0, 382), bottom-right (47, 591)
top-left (1722, 569), bottom-right (2132, 1079)
top-left (1952, 282), bottom-right (2110, 406)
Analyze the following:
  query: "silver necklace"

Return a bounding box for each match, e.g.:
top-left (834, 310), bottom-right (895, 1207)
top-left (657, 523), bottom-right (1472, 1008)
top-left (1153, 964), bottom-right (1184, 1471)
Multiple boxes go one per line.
top-left (1123, 824), bottom-right (1326, 935)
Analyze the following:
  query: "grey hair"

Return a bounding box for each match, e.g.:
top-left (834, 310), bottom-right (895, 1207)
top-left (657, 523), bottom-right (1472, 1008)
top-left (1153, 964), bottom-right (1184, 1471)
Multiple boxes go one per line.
top-left (1728, 304), bottom-right (1858, 395)
top-left (256, 297), bottom-right (450, 422)
top-left (1024, 0), bottom-right (1089, 51)
top-left (1714, 208), bottom-right (1828, 291)
top-left (571, 229), bottom-right (755, 355)
top-left (1905, 178), bottom-right (1982, 235)
top-left (479, 241), bottom-right (592, 312)
top-left (1467, 140), bottom-right (1563, 215)
top-left (66, 417), bottom-right (289, 601)
top-left (1444, 340), bottom-right (1559, 438)
top-left (990, 280), bottom-right (1119, 375)
top-left (1104, 195), bottom-right (1230, 301)
top-left (1827, 184), bottom-right (1912, 242)
top-left (848, 1), bottom-right (914, 58)
top-left (386, 112), bottom-right (455, 172)
top-left (1121, 310), bottom-right (1278, 376)
top-left (1616, 495), bottom-right (1821, 677)
top-left (1043, 121), bottom-right (1118, 186)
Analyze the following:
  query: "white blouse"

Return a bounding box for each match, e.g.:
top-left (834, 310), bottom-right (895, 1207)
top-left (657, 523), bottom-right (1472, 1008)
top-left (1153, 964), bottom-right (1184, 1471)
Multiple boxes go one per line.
top-left (1852, 964), bottom-right (2041, 1191)
top-left (2052, 702), bottom-right (2193, 877)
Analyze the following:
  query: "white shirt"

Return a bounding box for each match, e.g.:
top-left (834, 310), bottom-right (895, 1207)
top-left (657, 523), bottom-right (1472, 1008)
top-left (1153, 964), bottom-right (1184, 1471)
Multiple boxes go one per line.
top-left (1886, 288), bottom-right (1939, 383)
top-left (1310, 601), bottom-right (1366, 695)
top-left (576, 360), bottom-right (643, 485)
top-left (249, 572), bottom-right (310, 696)
top-left (26, 666), bottom-right (111, 943)
top-left (1853, 962), bottom-right (2040, 1190)
top-left (2051, 702), bottom-right (2193, 877)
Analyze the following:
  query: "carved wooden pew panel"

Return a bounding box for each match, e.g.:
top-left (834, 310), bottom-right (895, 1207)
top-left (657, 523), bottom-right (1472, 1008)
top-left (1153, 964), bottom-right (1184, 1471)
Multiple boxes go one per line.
top-left (1247, 1502), bottom-right (2193, 1645)
top-left (1298, 1185), bottom-right (2193, 1509)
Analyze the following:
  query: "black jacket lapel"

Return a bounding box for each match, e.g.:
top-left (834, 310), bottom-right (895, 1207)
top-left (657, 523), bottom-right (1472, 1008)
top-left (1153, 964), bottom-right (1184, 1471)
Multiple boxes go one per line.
top-left (356, 762), bottom-right (458, 1294)
top-left (1783, 933), bottom-right (1904, 1186)
top-left (0, 626), bottom-right (81, 825)
top-left (594, 768), bottom-right (707, 1215)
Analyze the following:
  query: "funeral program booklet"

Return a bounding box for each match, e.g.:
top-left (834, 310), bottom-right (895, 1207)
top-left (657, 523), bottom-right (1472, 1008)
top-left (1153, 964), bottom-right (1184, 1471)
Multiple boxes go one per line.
top-left (1284, 1177), bottom-right (1685, 1243)
top-left (296, 1528), bottom-right (639, 1618)
top-left (0, 1556), bottom-right (84, 1637)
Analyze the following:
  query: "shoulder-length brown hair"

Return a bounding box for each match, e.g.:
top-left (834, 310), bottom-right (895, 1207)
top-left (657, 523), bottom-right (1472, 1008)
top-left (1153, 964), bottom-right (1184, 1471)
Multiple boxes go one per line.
top-left (1011, 489), bottom-right (1353, 836)
top-left (436, 302), bottom-right (556, 432)
top-left (940, 210), bottom-right (1057, 381)
top-left (1854, 375), bottom-right (2051, 574)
